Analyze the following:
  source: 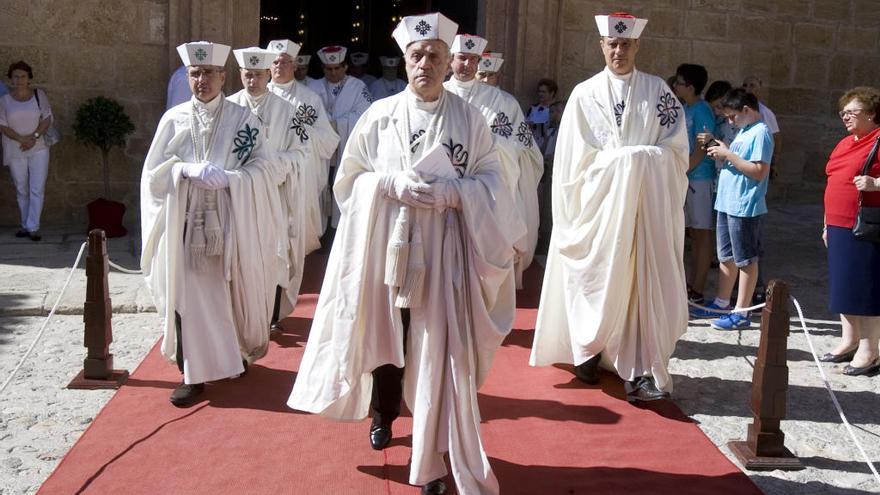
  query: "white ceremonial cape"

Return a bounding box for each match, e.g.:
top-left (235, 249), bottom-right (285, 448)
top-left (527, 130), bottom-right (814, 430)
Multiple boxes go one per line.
top-left (269, 79), bottom-right (340, 253)
top-left (228, 90), bottom-right (308, 316)
top-left (530, 68), bottom-right (689, 393)
top-left (140, 96), bottom-right (286, 383)
top-left (288, 88), bottom-right (524, 494)
top-left (444, 78), bottom-right (544, 288)
top-left (369, 77), bottom-right (407, 100)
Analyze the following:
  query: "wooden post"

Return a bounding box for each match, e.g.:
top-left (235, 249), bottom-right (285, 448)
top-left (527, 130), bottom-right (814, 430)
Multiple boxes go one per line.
top-left (728, 280), bottom-right (803, 470)
top-left (68, 230), bottom-right (129, 389)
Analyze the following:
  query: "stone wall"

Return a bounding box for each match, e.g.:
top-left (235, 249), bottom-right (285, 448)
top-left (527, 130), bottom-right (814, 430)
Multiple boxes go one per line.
top-left (483, 0), bottom-right (880, 195)
top-left (0, 0), bottom-right (259, 230)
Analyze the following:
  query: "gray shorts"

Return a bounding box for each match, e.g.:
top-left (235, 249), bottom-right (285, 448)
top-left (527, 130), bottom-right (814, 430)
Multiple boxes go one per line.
top-left (685, 179), bottom-right (714, 230)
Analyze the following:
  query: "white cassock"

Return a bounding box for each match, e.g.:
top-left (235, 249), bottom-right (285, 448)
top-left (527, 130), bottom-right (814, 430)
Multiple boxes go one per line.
top-left (444, 78), bottom-right (544, 288)
top-left (530, 67), bottom-right (689, 393)
top-left (288, 88), bottom-right (524, 494)
top-left (227, 89), bottom-right (308, 318)
top-left (140, 95), bottom-right (286, 383)
top-left (369, 77), bottom-right (407, 100)
top-left (312, 76), bottom-right (374, 227)
top-left (269, 79), bottom-right (340, 252)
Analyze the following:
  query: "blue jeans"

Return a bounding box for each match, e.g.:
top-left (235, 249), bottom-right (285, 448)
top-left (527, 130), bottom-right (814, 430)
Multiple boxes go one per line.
top-left (716, 212), bottom-right (763, 267)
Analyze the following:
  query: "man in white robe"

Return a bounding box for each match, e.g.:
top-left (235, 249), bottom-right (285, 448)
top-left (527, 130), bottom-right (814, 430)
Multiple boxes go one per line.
top-left (288, 13), bottom-right (524, 495)
top-left (140, 42), bottom-right (286, 407)
top-left (474, 52), bottom-right (503, 87)
top-left (227, 47), bottom-right (308, 333)
top-left (348, 51), bottom-right (377, 87)
top-left (368, 56), bottom-right (407, 100)
top-left (266, 40), bottom-right (340, 253)
top-left (294, 54), bottom-right (316, 87)
top-left (312, 45), bottom-right (374, 229)
top-left (444, 35), bottom-right (543, 288)
top-left (530, 13), bottom-right (689, 401)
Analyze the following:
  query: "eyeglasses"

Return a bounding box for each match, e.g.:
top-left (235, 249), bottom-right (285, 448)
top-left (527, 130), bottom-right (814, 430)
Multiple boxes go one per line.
top-left (188, 69), bottom-right (221, 79)
top-left (839, 109), bottom-right (865, 119)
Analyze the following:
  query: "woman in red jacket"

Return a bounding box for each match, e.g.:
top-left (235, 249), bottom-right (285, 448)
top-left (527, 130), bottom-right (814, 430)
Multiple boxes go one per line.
top-left (822, 86), bottom-right (880, 376)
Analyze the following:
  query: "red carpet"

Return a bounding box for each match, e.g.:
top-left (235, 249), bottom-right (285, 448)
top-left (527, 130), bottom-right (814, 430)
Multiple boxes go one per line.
top-left (39, 257), bottom-right (762, 494)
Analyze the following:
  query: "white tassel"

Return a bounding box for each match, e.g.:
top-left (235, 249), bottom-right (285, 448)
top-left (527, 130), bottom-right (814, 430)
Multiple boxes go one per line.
top-left (396, 222), bottom-right (425, 309)
top-left (203, 191), bottom-right (223, 256)
top-left (189, 211), bottom-right (208, 272)
top-left (384, 206), bottom-right (410, 288)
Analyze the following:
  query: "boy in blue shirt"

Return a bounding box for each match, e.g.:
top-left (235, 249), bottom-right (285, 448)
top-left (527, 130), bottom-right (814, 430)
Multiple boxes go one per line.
top-left (674, 64), bottom-right (716, 306)
top-left (701, 88), bottom-right (773, 330)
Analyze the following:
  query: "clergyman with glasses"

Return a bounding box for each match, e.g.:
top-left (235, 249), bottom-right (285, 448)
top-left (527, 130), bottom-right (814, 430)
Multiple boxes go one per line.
top-left (140, 41), bottom-right (286, 408)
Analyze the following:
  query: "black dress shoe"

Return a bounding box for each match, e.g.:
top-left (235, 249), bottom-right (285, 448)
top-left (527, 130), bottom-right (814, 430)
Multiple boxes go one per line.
top-left (269, 321), bottom-right (284, 334)
top-left (574, 353), bottom-right (601, 384)
top-left (169, 382), bottom-right (205, 407)
top-left (369, 424), bottom-right (392, 450)
top-left (819, 348), bottom-right (857, 363)
top-left (843, 358), bottom-right (880, 376)
top-left (421, 479), bottom-right (447, 495)
top-left (28, 232), bottom-right (41, 242)
top-left (625, 376), bottom-right (670, 402)
top-left (15, 229), bottom-right (28, 238)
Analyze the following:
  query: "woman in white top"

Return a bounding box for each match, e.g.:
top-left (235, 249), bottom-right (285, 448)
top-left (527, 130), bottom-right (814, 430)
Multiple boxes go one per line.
top-left (0, 61), bottom-right (53, 241)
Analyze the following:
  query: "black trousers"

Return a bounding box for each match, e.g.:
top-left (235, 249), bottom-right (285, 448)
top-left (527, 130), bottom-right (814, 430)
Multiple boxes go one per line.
top-left (370, 308), bottom-right (409, 427)
top-left (175, 311), bottom-right (184, 374)
top-left (271, 285), bottom-right (283, 323)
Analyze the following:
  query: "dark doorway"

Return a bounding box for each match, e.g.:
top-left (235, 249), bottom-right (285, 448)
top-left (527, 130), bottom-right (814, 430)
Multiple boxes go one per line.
top-left (260, 0), bottom-right (478, 78)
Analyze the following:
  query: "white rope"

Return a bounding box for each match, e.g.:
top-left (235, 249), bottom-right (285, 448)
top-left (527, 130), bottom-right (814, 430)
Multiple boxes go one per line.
top-left (0, 241), bottom-right (88, 394)
top-left (108, 259), bottom-right (142, 274)
top-left (688, 300), bottom-right (767, 314)
top-left (790, 296), bottom-right (880, 487)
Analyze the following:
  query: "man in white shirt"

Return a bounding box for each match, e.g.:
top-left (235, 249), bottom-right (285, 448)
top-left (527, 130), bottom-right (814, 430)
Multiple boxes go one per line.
top-left (348, 51), bottom-right (377, 87)
top-left (530, 13), bottom-right (690, 402)
top-left (294, 54), bottom-right (316, 86)
top-left (288, 13), bottom-right (523, 495)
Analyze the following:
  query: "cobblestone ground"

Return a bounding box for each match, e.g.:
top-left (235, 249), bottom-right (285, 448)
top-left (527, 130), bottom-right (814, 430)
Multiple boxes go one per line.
top-left (0, 314), bottom-right (158, 495)
top-left (0, 203), bottom-right (878, 494)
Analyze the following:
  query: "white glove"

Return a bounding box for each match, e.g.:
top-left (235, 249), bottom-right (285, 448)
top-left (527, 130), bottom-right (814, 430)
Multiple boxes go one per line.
top-left (179, 161), bottom-right (210, 182)
top-left (379, 172), bottom-right (434, 209)
top-left (200, 164), bottom-right (229, 189)
top-left (424, 179), bottom-right (460, 210)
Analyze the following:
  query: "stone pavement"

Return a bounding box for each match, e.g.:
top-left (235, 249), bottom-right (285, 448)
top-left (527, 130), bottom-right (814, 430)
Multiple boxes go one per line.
top-left (0, 203), bottom-right (879, 494)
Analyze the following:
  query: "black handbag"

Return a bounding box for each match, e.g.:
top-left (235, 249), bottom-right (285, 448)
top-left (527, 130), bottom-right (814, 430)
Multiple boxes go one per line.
top-left (852, 135), bottom-right (880, 243)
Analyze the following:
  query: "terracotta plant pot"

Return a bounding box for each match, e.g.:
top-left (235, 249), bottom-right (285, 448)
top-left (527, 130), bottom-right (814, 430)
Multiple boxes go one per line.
top-left (87, 198), bottom-right (127, 238)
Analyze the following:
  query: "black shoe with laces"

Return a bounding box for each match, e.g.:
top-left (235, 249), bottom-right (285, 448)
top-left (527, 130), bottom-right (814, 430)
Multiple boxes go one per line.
top-left (421, 479), bottom-right (447, 495)
top-left (15, 229), bottom-right (28, 238)
top-left (169, 382), bottom-right (205, 407)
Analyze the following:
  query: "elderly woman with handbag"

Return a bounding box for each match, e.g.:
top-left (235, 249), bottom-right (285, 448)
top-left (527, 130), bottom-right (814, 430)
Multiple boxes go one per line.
top-left (0, 61), bottom-right (53, 241)
top-left (821, 86), bottom-right (880, 376)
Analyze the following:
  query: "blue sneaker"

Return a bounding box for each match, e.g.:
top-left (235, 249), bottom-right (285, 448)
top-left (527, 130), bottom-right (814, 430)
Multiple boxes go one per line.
top-left (711, 312), bottom-right (751, 330)
top-left (690, 302), bottom-right (731, 318)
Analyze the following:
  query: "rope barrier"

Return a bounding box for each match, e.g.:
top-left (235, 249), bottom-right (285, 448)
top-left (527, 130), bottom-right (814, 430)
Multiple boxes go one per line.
top-left (0, 241), bottom-right (141, 395)
top-left (790, 296), bottom-right (880, 487)
top-left (0, 242), bottom-right (88, 394)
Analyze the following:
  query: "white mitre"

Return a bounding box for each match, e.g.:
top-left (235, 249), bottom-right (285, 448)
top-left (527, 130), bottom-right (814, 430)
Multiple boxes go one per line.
top-left (266, 39), bottom-right (302, 58)
top-left (177, 41), bottom-right (230, 67)
top-left (450, 34), bottom-right (487, 55)
top-left (379, 56), bottom-right (401, 68)
top-left (350, 52), bottom-right (369, 66)
top-left (595, 12), bottom-right (647, 39)
top-left (233, 47), bottom-right (273, 70)
top-left (317, 46), bottom-right (347, 65)
top-left (478, 52), bottom-right (504, 73)
top-left (391, 12), bottom-right (458, 52)
top-left (296, 54), bottom-right (311, 66)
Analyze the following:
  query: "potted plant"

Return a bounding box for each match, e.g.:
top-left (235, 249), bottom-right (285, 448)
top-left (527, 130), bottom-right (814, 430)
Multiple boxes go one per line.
top-left (73, 96), bottom-right (135, 237)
